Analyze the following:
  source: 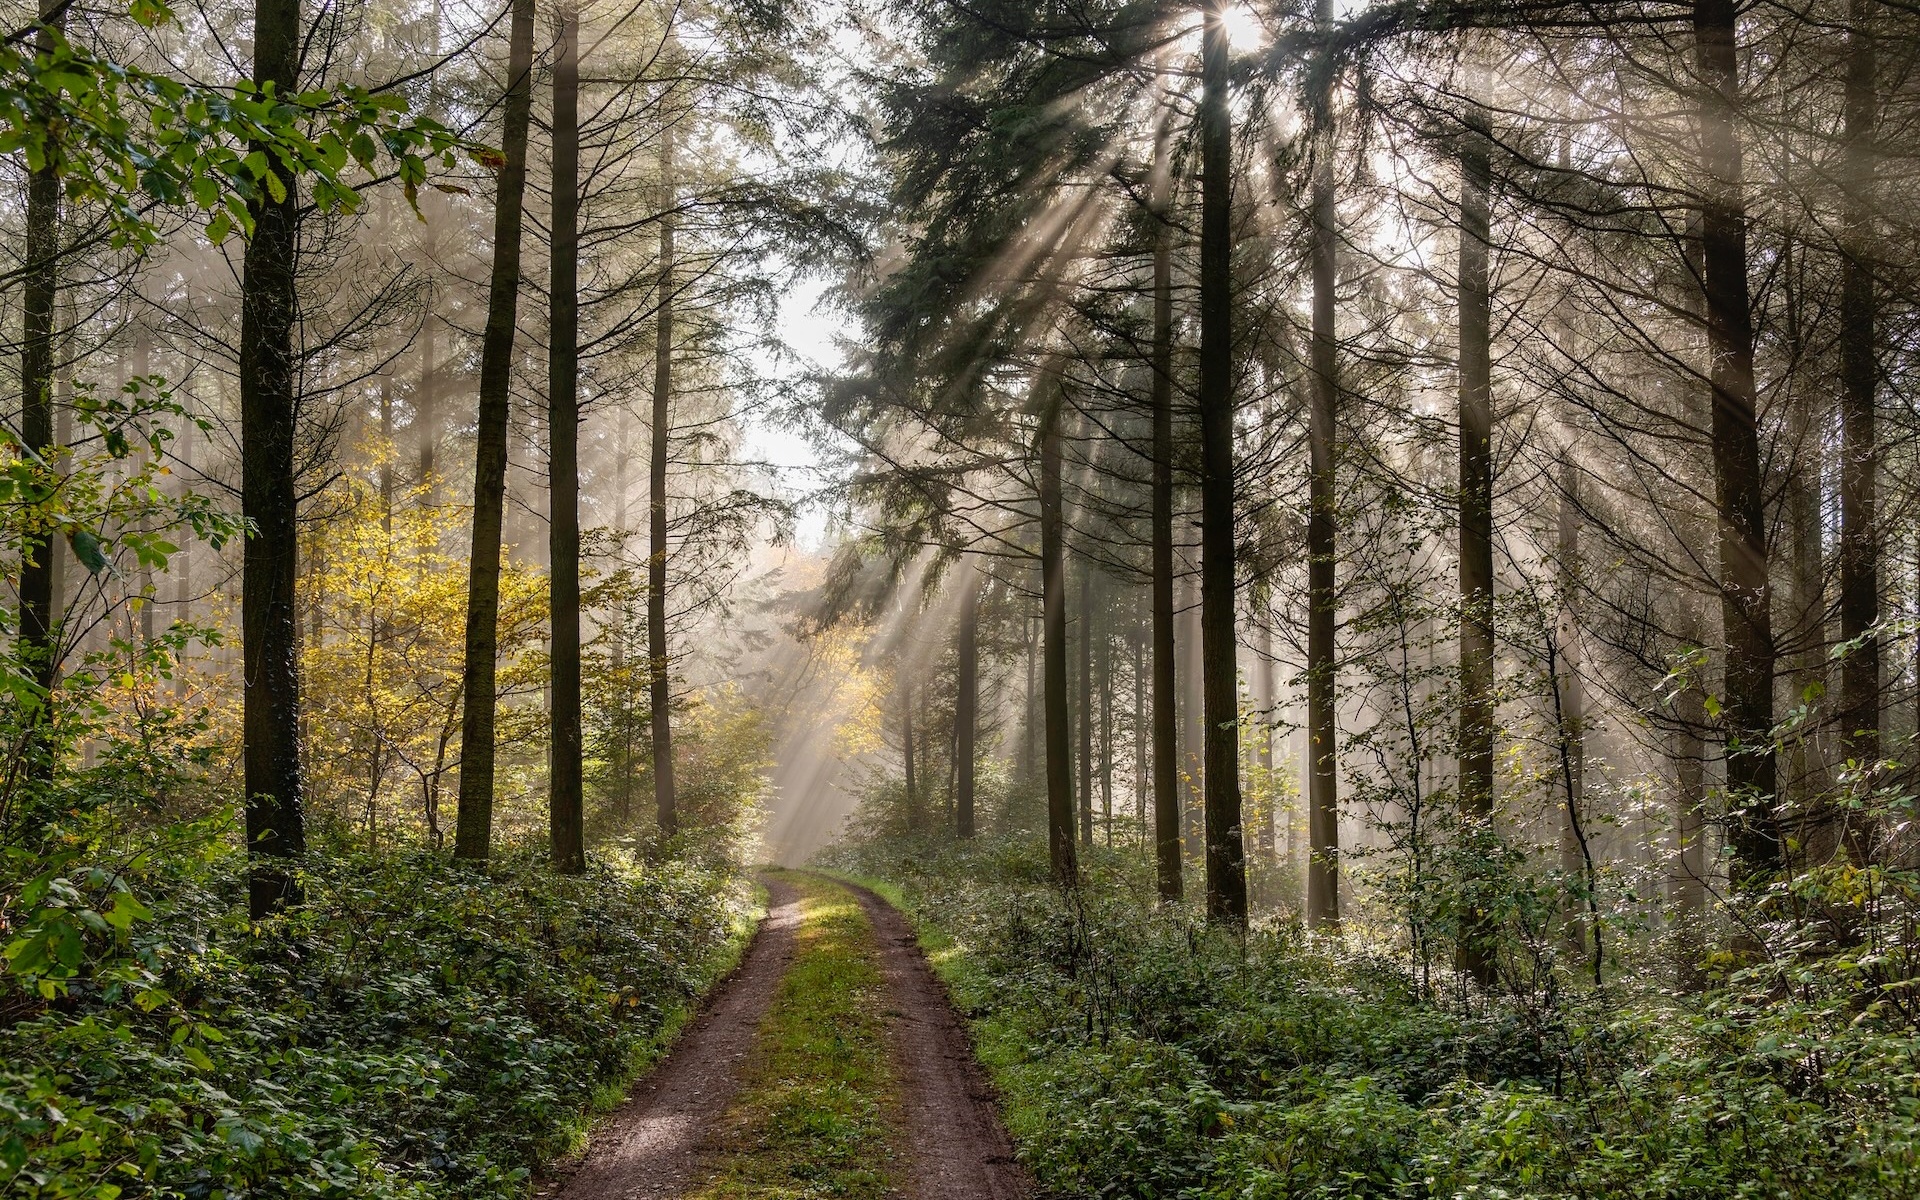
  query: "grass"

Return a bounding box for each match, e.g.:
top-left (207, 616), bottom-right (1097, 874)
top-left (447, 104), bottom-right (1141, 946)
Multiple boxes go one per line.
top-left (690, 871), bottom-right (901, 1200)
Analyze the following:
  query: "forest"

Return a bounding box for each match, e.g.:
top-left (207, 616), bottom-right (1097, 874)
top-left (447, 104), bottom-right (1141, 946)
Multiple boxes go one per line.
top-left (4, 0), bottom-right (1920, 1197)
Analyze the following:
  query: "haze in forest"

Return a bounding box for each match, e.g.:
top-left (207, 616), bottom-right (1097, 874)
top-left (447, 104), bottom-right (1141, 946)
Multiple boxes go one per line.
top-left (8, 0), bottom-right (1920, 1196)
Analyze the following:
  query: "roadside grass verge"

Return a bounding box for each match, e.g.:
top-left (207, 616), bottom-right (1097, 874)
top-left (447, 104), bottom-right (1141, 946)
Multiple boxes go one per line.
top-left (690, 871), bottom-right (899, 1200)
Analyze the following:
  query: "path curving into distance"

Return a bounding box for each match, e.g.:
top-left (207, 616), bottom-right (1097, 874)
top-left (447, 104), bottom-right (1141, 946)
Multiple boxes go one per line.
top-left (545, 871), bottom-right (1029, 1200)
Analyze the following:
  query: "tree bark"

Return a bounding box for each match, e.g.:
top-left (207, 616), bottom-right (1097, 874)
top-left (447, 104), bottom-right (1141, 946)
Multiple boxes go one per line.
top-left (547, 5), bottom-right (585, 874)
top-left (1149, 85), bottom-right (1182, 902)
top-left (903, 668), bottom-right (919, 831)
top-left (1041, 390), bottom-right (1078, 887)
top-left (1077, 556), bottom-right (1094, 845)
top-left (240, 0), bottom-right (308, 915)
top-left (1305, 0), bottom-right (1341, 929)
top-left (650, 126), bottom-right (680, 837)
top-left (956, 568), bottom-right (979, 838)
top-left (19, 1), bottom-right (62, 739)
top-left (453, 0), bottom-right (536, 861)
top-left (1694, 0), bottom-right (1778, 882)
top-left (1838, 0), bottom-right (1879, 789)
top-left (1198, 3), bottom-right (1247, 924)
top-left (1456, 76), bottom-right (1496, 984)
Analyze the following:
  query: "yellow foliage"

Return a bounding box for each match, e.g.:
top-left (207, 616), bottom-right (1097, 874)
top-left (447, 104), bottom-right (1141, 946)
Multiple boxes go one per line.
top-left (302, 477), bottom-right (547, 846)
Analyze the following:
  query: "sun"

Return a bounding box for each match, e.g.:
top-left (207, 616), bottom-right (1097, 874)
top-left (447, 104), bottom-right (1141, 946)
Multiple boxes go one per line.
top-left (1221, 3), bottom-right (1270, 50)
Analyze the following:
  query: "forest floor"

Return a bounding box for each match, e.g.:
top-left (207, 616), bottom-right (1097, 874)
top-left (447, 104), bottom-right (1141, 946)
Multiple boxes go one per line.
top-left (543, 870), bottom-right (1029, 1200)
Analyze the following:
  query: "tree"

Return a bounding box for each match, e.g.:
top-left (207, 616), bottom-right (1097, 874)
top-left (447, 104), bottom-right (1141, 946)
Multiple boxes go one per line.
top-left (238, 0), bottom-right (309, 916)
top-left (549, 3), bottom-right (586, 874)
top-left (649, 124), bottom-right (679, 838)
top-left (1455, 58), bottom-right (1496, 983)
top-left (956, 565), bottom-right (981, 838)
top-left (454, 0), bottom-right (538, 863)
top-left (1692, 0), bottom-right (1778, 884)
top-left (18, 0), bottom-right (62, 773)
top-left (1304, 0), bottom-right (1340, 929)
top-left (1197, 0), bottom-right (1246, 925)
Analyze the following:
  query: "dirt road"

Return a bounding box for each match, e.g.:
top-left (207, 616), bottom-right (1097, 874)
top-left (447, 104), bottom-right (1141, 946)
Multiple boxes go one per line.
top-left (548, 872), bottom-right (1028, 1200)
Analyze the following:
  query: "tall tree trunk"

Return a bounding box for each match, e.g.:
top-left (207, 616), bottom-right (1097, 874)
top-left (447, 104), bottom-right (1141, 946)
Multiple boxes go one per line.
top-left (1255, 608), bottom-right (1276, 863)
top-left (1021, 611), bottom-right (1037, 787)
top-left (454, 0), bottom-right (536, 861)
top-left (1671, 645), bottom-right (1709, 992)
top-left (1078, 557), bottom-right (1094, 845)
top-left (1838, 0), bottom-right (1879, 805)
top-left (1557, 452), bottom-right (1594, 970)
top-left (1041, 391), bottom-right (1078, 886)
top-left (1181, 573), bottom-right (1204, 858)
top-left (903, 668), bottom-right (919, 831)
top-left (1305, 0), bottom-right (1341, 928)
top-left (1098, 585), bottom-right (1113, 846)
top-left (240, 0), bottom-right (307, 915)
top-left (1134, 605), bottom-right (1148, 840)
top-left (379, 376), bottom-right (395, 530)
top-left (547, 6), bottom-right (585, 874)
top-left (957, 568), bottom-right (979, 838)
top-left (133, 323), bottom-right (156, 647)
top-left (612, 410), bottom-right (632, 823)
top-left (1456, 74), bottom-right (1497, 984)
top-left (417, 314), bottom-right (437, 488)
top-left (19, 2), bottom-right (62, 748)
top-left (650, 127), bottom-right (679, 838)
top-left (1694, 0), bottom-right (1778, 883)
top-left (1149, 89), bottom-right (1182, 902)
top-left (1198, 2), bottom-right (1247, 924)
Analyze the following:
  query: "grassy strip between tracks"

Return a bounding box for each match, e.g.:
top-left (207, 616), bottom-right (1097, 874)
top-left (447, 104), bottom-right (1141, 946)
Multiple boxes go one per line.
top-left (689, 871), bottom-right (901, 1200)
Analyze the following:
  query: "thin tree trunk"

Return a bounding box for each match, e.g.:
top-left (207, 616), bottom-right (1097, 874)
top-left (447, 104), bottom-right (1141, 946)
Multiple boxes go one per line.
top-left (1134, 605), bottom-right (1148, 841)
top-left (957, 568), bottom-right (979, 838)
top-left (1181, 573), bottom-right (1204, 859)
top-left (240, 0), bottom-right (307, 915)
top-left (1838, 0), bottom-right (1879, 805)
top-left (1305, 0), bottom-right (1341, 928)
top-left (1557, 452), bottom-right (1593, 964)
top-left (1021, 611), bottom-right (1037, 787)
top-left (1078, 557), bottom-right (1093, 846)
top-left (613, 410), bottom-right (632, 823)
top-left (134, 322), bottom-right (156, 646)
top-left (650, 126), bottom-right (679, 838)
top-left (1256, 609), bottom-right (1276, 862)
top-left (19, 1), bottom-right (62, 739)
top-left (1099, 585), bottom-right (1113, 847)
top-left (1041, 390), bottom-right (1078, 887)
top-left (1694, 0), bottom-right (1778, 883)
top-left (903, 669), bottom-right (919, 831)
top-left (453, 0), bottom-right (536, 862)
top-left (1149, 88), bottom-right (1182, 902)
top-left (547, 6), bottom-right (585, 874)
top-left (1672, 663), bottom-right (1709, 992)
top-left (1198, 4), bottom-right (1247, 924)
top-left (1456, 73), bottom-right (1497, 984)
top-left (418, 314), bottom-right (437, 488)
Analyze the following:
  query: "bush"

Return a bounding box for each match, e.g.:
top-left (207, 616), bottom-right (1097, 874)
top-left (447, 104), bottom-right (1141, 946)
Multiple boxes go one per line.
top-left (2, 829), bottom-right (749, 1199)
top-left (828, 834), bottom-right (1920, 1200)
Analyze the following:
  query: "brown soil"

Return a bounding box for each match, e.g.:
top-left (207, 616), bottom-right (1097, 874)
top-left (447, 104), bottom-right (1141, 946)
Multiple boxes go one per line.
top-left (545, 876), bottom-right (802, 1200)
top-left (837, 876), bottom-right (1032, 1200)
top-left (547, 871), bottom-right (1029, 1200)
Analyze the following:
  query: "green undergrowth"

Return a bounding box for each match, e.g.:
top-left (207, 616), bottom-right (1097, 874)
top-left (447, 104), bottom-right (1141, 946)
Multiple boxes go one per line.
top-left (2, 829), bottom-right (751, 1200)
top-left (692, 870), bottom-right (898, 1200)
top-left (823, 834), bottom-right (1920, 1200)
